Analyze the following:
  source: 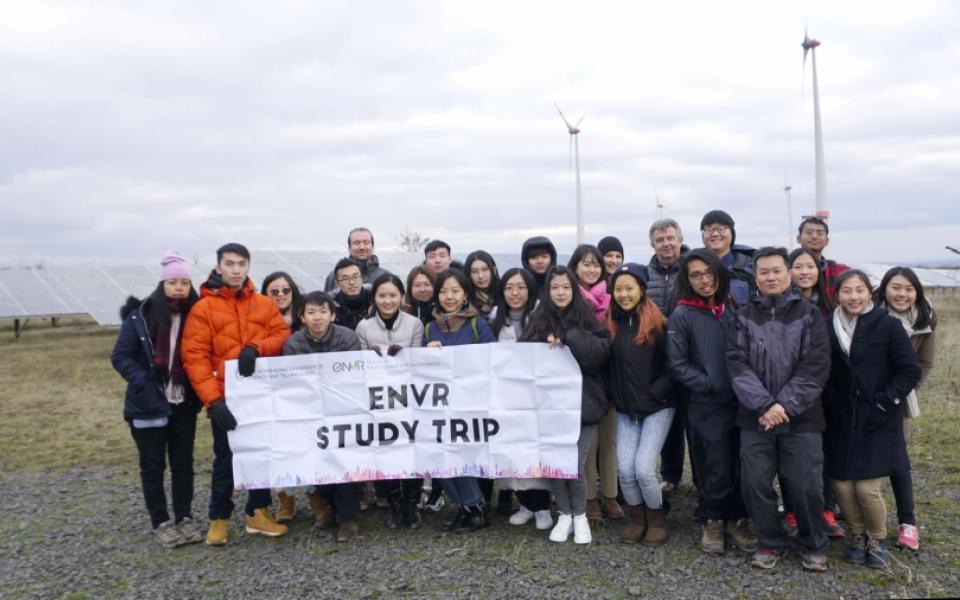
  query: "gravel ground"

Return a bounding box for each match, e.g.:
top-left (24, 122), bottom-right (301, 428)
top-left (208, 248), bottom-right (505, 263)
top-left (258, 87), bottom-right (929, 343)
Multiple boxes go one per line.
top-left (2, 465), bottom-right (955, 600)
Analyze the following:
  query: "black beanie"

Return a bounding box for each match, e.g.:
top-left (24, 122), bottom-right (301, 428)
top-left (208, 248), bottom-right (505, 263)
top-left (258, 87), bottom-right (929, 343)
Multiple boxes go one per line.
top-left (609, 262), bottom-right (650, 289)
top-left (597, 236), bottom-right (624, 257)
top-left (700, 210), bottom-right (736, 244)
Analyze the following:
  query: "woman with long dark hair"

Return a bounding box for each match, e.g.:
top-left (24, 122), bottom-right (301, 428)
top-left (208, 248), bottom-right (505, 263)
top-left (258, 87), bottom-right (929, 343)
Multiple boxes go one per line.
top-left (465, 250), bottom-right (500, 319)
top-left (521, 266), bottom-right (610, 545)
top-left (261, 271), bottom-right (304, 331)
top-left (111, 252), bottom-right (203, 548)
top-left (788, 248), bottom-right (835, 316)
top-left (824, 270), bottom-right (921, 568)
top-left (875, 266), bottom-right (937, 551)
top-left (424, 269), bottom-right (497, 533)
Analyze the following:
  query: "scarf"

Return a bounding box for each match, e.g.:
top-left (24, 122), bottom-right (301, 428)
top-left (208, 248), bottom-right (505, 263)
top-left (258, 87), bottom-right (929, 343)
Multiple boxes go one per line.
top-left (833, 301), bottom-right (874, 355)
top-left (579, 280), bottom-right (610, 323)
top-left (474, 289), bottom-right (495, 316)
top-left (431, 303), bottom-right (478, 333)
top-left (380, 311), bottom-right (399, 331)
top-left (677, 297), bottom-right (726, 319)
top-left (150, 297), bottom-right (189, 392)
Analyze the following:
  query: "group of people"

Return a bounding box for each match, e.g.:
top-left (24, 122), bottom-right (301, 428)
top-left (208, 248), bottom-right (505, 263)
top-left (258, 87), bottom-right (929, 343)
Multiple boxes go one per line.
top-left (111, 213), bottom-right (937, 573)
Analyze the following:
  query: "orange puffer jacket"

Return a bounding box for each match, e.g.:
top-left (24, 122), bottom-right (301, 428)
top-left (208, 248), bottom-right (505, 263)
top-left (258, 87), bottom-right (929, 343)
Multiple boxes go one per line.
top-left (181, 275), bottom-right (290, 407)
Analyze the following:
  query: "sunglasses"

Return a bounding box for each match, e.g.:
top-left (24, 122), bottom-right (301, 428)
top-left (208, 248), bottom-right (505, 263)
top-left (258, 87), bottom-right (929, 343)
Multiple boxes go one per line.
top-left (269, 287), bottom-right (292, 297)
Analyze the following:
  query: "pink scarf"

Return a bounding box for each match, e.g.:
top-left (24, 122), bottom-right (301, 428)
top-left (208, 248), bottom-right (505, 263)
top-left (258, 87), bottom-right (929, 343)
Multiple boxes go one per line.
top-left (579, 280), bottom-right (610, 324)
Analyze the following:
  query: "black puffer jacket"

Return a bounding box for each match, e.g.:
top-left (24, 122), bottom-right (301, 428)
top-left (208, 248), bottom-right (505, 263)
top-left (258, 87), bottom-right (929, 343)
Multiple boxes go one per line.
top-left (606, 310), bottom-right (673, 417)
top-left (823, 307), bottom-right (921, 481)
top-left (333, 288), bottom-right (372, 331)
top-left (646, 256), bottom-right (681, 317)
top-left (667, 303), bottom-right (734, 406)
top-left (526, 323), bottom-right (610, 426)
top-left (726, 289), bottom-right (830, 433)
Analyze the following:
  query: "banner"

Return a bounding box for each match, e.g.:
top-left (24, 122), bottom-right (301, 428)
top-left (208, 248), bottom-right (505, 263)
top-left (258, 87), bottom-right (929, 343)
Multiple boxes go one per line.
top-left (225, 343), bottom-right (582, 490)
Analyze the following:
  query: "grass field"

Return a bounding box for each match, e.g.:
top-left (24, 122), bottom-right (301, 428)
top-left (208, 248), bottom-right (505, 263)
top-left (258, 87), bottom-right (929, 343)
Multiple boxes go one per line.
top-left (1, 290), bottom-right (958, 598)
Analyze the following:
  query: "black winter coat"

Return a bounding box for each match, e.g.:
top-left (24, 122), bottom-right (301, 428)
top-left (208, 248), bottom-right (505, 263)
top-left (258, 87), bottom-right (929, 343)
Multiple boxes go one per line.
top-left (334, 288), bottom-right (372, 331)
top-left (646, 256), bottom-right (681, 317)
top-left (527, 323), bottom-right (610, 426)
top-left (606, 313), bottom-right (673, 417)
top-left (823, 307), bottom-right (921, 481)
top-left (111, 295), bottom-right (200, 422)
top-left (667, 303), bottom-right (735, 407)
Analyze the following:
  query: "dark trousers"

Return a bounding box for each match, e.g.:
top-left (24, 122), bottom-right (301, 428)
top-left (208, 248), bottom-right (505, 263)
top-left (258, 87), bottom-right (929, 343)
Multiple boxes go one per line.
top-left (209, 419), bottom-right (272, 520)
top-left (781, 435), bottom-right (836, 515)
top-left (890, 465), bottom-right (916, 525)
top-left (688, 402), bottom-right (746, 522)
top-left (740, 430), bottom-right (828, 552)
top-left (477, 478), bottom-right (513, 508)
top-left (129, 401), bottom-right (197, 529)
top-left (375, 478), bottom-right (423, 504)
top-left (660, 393), bottom-right (699, 487)
top-left (318, 483), bottom-right (360, 524)
top-left (517, 489), bottom-right (551, 511)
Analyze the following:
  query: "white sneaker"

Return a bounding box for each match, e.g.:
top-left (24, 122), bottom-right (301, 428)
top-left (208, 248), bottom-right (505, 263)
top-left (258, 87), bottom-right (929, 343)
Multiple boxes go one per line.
top-left (534, 510), bottom-right (554, 530)
top-left (509, 506), bottom-right (535, 526)
top-left (573, 513), bottom-right (592, 544)
top-left (549, 513), bottom-right (573, 542)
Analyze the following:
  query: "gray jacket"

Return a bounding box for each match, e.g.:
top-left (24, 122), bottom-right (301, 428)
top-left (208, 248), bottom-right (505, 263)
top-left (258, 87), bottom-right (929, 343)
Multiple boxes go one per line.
top-left (355, 311), bottom-right (424, 350)
top-left (646, 256), bottom-right (681, 317)
top-left (283, 324), bottom-right (360, 356)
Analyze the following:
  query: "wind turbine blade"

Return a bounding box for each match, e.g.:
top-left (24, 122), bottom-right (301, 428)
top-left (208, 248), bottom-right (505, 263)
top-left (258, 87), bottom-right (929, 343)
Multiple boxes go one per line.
top-left (554, 102), bottom-right (573, 128)
top-left (575, 113), bottom-right (586, 128)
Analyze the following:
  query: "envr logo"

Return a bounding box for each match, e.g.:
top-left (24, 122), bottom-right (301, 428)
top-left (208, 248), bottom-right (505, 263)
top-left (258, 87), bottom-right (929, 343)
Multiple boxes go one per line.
top-left (332, 360), bottom-right (365, 373)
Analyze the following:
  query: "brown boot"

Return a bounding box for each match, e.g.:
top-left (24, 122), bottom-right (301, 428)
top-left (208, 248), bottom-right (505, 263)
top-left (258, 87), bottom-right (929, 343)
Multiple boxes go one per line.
top-left (602, 496), bottom-right (625, 519)
top-left (644, 507), bottom-right (668, 546)
top-left (622, 505), bottom-right (647, 544)
top-left (306, 491), bottom-right (334, 528)
top-left (336, 520), bottom-right (359, 542)
top-left (585, 498), bottom-right (602, 520)
top-left (275, 491), bottom-right (295, 522)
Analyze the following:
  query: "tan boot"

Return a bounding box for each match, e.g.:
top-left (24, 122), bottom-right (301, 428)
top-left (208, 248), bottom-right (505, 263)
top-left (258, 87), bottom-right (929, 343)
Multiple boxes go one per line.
top-left (602, 496), bottom-right (625, 519)
top-left (205, 518), bottom-right (229, 546)
top-left (701, 519), bottom-right (725, 554)
top-left (307, 491), bottom-right (334, 528)
top-left (275, 491), bottom-right (295, 522)
top-left (585, 498), bottom-right (602, 520)
top-left (245, 508), bottom-right (288, 538)
top-left (336, 520), bottom-right (359, 542)
top-left (622, 505), bottom-right (647, 544)
top-left (644, 507), bottom-right (668, 546)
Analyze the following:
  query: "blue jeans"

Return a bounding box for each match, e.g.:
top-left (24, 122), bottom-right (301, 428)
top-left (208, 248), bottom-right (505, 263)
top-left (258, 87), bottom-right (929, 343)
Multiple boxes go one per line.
top-left (438, 477), bottom-right (482, 507)
top-left (616, 408), bottom-right (675, 509)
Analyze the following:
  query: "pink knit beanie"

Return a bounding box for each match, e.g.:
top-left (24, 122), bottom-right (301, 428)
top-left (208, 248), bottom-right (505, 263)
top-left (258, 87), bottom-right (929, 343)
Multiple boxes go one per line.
top-left (159, 251), bottom-right (192, 282)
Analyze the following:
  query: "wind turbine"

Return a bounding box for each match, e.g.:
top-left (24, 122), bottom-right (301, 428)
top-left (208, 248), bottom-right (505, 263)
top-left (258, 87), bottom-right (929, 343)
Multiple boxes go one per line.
top-left (555, 103), bottom-right (586, 245)
top-left (802, 30), bottom-right (829, 218)
top-left (655, 187), bottom-right (664, 219)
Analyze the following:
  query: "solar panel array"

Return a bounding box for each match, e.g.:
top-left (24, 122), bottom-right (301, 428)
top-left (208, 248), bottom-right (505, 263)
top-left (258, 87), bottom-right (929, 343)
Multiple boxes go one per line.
top-left (1, 253), bottom-right (956, 328)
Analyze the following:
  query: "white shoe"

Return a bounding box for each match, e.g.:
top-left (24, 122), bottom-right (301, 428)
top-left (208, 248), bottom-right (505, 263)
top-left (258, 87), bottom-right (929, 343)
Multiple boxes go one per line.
top-left (573, 513), bottom-right (592, 544)
top-left (509, 506), bottom-right (535, 526)
top-left (549, 513), bottom-right (573, 542)
top-left (535, 510), bottom-right (554, 530)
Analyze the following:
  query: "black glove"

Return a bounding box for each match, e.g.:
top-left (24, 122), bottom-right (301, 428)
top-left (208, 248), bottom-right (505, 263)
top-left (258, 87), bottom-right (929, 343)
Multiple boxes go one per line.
top-left (208, 400), bottom-right (238, 431)
top-left (238, 346), bottom-right (259, 377)
top-left (387, 344), bottom-right (403, 357)
top-left (370, 345), bottom-right (383, 356)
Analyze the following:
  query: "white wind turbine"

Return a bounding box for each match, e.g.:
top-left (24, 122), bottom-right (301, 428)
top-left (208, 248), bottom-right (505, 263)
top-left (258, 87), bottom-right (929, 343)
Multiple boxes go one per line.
top-left (555, 103), bottom-right (586, 245)
top-left (802, 29), bottom-right (829, 218)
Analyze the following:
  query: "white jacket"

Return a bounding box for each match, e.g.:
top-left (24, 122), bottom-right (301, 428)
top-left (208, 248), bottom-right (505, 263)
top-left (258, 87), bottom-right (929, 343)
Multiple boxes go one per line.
top-left (355, 310), bottom-right (424, 350)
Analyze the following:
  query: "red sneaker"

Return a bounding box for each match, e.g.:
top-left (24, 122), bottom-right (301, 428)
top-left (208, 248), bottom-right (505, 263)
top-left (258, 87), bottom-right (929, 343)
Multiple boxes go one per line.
top-left (822, 511), bottom-right (845, 539)
top-left (783, 512), bottom-right (798, 539)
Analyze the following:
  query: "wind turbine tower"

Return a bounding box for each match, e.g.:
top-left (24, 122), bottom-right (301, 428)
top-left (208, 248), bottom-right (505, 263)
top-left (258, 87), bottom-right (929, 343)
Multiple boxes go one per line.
top-left (802, 32), bottom-right (829, 218)
top-left (555, 103), bottom-right (586, 244)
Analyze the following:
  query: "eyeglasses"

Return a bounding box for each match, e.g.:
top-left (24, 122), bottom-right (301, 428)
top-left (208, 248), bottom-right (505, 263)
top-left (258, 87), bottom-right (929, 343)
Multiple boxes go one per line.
top-left (688, 270), bottom-right (716, 282)
top-left (337, 274), bottom-right (362, 284)
top-left (702, 225), bottom-right (729, 235)
top-left (504, 285), bottom-right (528, 294)
top-left (268, 287), bottom-right (292, 297)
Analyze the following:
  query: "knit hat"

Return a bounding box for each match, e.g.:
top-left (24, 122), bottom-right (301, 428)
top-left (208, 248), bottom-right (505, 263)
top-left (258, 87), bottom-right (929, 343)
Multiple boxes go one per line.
top-left (609, 262), bottom-right (649, 289)
top-left (597, 236), bottom-right (624, 257)
top-left (700, 210), bottom-right (736, 244)
top-left (159, 251), bottom-right (191, 282)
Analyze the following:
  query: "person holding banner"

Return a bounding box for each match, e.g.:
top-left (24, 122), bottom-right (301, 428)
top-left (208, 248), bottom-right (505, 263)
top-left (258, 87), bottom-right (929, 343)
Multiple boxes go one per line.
top-left (424, 268), bottom-right (497, 533)
top-left (522, 265), bottom-right (611, 545)
top-left (180, 243), bottom-right (291, 546)
top-left (356, 274), bottom-right (426, 529)
top-left (490, 267), bottom-right (554, 531)
top-left (283, 291), bottom-right (365, 542)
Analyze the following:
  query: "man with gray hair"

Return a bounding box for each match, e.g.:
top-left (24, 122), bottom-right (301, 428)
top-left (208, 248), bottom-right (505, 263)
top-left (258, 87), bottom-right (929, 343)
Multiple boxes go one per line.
top-left (647, 218), bottom-right (698, 497)
top-left (324, 227), bottom-right (391, 292)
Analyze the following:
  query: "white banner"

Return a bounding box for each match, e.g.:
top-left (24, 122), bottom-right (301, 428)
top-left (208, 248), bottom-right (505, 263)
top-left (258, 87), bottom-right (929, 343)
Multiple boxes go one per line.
top-left (225, 343), bottom-right (582, 490)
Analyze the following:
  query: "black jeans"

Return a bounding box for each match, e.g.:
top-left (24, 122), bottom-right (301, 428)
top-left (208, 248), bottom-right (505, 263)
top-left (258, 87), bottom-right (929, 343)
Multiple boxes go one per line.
top-left (660, 393), bottom-right (699, 487)
top-left (890, 464), bottom-right (916, 525)
top-left (517, 489), bottom-right (551, 511)
top-left (129, 401), bottom-right (197, 529)
top-left (688, 402), bottom-right (746, 522)
top-left (209, 419), bottom-right (272, 519)
top-left (375, 478), bottom-right (423, 504)
top-left (740, 430), bottom-right (828, 552)
top-left (318, 483), bottom-right (360, 524)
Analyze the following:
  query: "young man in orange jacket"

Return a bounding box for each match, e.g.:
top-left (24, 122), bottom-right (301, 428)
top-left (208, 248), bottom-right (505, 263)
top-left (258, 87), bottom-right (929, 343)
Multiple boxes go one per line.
top-left (181, 243), bottom-right (291, 546)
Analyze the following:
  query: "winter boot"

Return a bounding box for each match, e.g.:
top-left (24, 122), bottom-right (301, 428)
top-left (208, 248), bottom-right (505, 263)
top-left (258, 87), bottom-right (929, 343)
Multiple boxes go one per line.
top-left (644, 507), bottom-right (668, 546)
top-left (275, 491), bottom-right (295, 522)
top-left (622, 504), bottom-right (647, 544)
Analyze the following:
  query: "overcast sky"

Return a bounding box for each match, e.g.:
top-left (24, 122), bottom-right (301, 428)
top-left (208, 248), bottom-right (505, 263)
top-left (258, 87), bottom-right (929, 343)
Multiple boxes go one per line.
top-left (2, 0), bottom-right (958, 266)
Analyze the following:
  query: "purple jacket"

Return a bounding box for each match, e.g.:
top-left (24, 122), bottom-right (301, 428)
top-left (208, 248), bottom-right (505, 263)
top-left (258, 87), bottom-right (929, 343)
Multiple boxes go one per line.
top-left (725, 289), bottom-right (830, 433)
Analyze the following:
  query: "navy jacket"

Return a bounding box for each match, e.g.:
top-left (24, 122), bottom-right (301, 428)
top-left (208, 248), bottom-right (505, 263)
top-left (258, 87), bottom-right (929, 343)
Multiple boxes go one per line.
top-left (667, 303), bottom-right (735, 407)
top-left (823, 307), bottom-right (921, 481)
top-left (111, 296), bottom-right (199, 422)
